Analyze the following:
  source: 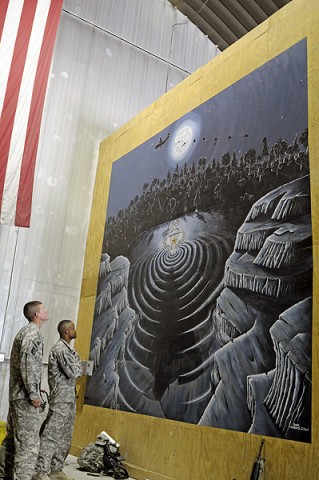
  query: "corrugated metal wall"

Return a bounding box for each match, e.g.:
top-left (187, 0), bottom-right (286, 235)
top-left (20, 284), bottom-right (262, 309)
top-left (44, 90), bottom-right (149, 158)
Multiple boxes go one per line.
top-left (0, 0), bottom-right (219, 420)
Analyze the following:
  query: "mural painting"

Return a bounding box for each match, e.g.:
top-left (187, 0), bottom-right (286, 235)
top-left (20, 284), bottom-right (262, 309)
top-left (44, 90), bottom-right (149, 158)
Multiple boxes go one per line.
top-left (84, 39), bottom-right (312, 442)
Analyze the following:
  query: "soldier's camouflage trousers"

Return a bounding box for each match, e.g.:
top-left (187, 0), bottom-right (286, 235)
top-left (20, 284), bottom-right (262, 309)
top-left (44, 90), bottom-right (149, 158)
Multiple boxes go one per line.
top-left (0, 400), bottom-right (41, 480)
top-left (35, 403), bottom-right (75, 474)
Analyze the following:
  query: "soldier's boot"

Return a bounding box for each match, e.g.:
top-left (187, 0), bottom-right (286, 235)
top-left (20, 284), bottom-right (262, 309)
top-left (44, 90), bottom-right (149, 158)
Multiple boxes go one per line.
top-left (32, 473), bottom-right (51, 480)
top-left (49, 471), bottom-right (74, 480)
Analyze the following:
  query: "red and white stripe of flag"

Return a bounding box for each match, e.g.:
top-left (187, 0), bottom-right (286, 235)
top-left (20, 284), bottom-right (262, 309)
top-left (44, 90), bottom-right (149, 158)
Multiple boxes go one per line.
top-left (0, 0), bottom-right (63, 227)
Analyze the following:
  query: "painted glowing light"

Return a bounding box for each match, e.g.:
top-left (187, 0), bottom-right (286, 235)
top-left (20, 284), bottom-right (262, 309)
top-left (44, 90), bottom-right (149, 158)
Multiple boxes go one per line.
top-left (162, 220), bottom-right (186, 251)
top-left (169, 115), bottom-right (201, 163)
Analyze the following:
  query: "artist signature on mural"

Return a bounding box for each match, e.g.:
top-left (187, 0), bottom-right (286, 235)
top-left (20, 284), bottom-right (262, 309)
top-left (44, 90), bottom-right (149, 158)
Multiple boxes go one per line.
top-left (289, 423), bottom-right (310, 432)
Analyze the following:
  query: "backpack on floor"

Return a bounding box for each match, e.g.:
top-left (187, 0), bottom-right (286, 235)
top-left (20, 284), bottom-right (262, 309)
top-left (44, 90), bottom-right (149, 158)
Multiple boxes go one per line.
top-left (77, 443), bottom-right (104, 473)
top-left (77, 441), bottom-right (128, 479)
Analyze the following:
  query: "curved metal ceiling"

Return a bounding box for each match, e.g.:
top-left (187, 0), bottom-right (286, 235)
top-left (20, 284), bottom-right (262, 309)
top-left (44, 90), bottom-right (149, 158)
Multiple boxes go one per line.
top-left (168, 0), bottom-right (292, 51)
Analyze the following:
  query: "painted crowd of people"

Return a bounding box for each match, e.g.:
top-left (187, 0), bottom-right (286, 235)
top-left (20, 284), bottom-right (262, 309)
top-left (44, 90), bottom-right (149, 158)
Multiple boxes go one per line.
top-left (0, 301), bottom-right (83, 480)
top-left (104, 130), bottom-right (309, 259)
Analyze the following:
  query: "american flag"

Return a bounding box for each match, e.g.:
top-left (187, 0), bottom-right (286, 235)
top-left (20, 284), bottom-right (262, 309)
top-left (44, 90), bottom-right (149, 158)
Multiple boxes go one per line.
top-left (0, 0), bottom-right (63, 227)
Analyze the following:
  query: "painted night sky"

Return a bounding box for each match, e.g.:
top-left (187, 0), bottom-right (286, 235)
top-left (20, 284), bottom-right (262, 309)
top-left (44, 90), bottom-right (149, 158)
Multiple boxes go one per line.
top-left (107, 39), bottom-right (307, 218)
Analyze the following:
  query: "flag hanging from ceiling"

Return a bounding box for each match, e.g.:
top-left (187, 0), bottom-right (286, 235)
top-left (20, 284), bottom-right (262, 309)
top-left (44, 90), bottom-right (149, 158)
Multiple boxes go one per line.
top-left (0, 0), bottom-right (63, 227)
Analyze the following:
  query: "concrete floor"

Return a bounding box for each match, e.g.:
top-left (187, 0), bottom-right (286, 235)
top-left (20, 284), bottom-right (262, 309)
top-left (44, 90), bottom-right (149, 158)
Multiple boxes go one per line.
top-left (63, 455), bottom-right (136, 480)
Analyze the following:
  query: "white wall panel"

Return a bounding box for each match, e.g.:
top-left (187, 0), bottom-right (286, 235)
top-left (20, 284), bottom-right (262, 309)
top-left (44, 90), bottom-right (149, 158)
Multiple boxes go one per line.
top-left (63, 0), bottom-right (218, 71)
top-left (0, 0), bottom-right (219, 420)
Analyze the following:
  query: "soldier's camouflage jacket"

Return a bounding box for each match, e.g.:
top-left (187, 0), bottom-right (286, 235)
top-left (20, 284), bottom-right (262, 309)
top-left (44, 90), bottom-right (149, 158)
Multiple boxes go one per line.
top-left (9, 321), bottom-right (43, 402)
top-left (48, 339), bottom-right (82, 406)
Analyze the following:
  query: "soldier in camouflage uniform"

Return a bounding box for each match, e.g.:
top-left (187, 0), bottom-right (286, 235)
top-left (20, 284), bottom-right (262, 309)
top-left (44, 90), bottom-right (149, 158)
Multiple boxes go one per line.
top-left (0, 301), bottom-right (49, 480)
top-left (33, 321), bottom-right (82, 480)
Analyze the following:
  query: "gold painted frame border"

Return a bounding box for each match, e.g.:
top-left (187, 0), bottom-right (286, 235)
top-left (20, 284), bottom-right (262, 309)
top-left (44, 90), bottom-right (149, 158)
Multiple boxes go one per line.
top-left (74, 1), bottom-right (319, 478)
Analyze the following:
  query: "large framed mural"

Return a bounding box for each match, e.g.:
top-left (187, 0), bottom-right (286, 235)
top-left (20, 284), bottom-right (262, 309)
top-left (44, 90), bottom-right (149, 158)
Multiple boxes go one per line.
top-left (84, 38), bottom-right (312, 443)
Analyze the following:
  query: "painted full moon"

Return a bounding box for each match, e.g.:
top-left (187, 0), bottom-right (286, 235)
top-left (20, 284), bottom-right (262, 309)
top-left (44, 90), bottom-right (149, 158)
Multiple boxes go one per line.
top-left (172, 125), bottom-right (193, 157)
top-left (168, 114), bottom-right (202, 165)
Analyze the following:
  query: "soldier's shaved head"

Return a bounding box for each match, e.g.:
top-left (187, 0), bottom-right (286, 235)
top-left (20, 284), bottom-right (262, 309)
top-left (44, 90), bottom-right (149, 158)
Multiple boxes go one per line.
top-left (23, 301), bottom-right (42, 321)
top-left (57, 320), bottom-right (73, 337)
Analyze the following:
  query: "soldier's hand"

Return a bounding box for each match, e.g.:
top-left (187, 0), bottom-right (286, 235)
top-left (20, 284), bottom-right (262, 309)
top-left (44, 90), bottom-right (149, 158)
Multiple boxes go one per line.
top-left (31, 398), bottom-right (42, 408)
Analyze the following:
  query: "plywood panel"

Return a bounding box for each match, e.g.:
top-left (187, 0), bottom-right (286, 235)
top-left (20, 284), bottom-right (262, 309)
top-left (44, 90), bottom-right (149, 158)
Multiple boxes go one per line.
top-left (74, 0), bottom-right (319, 478)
